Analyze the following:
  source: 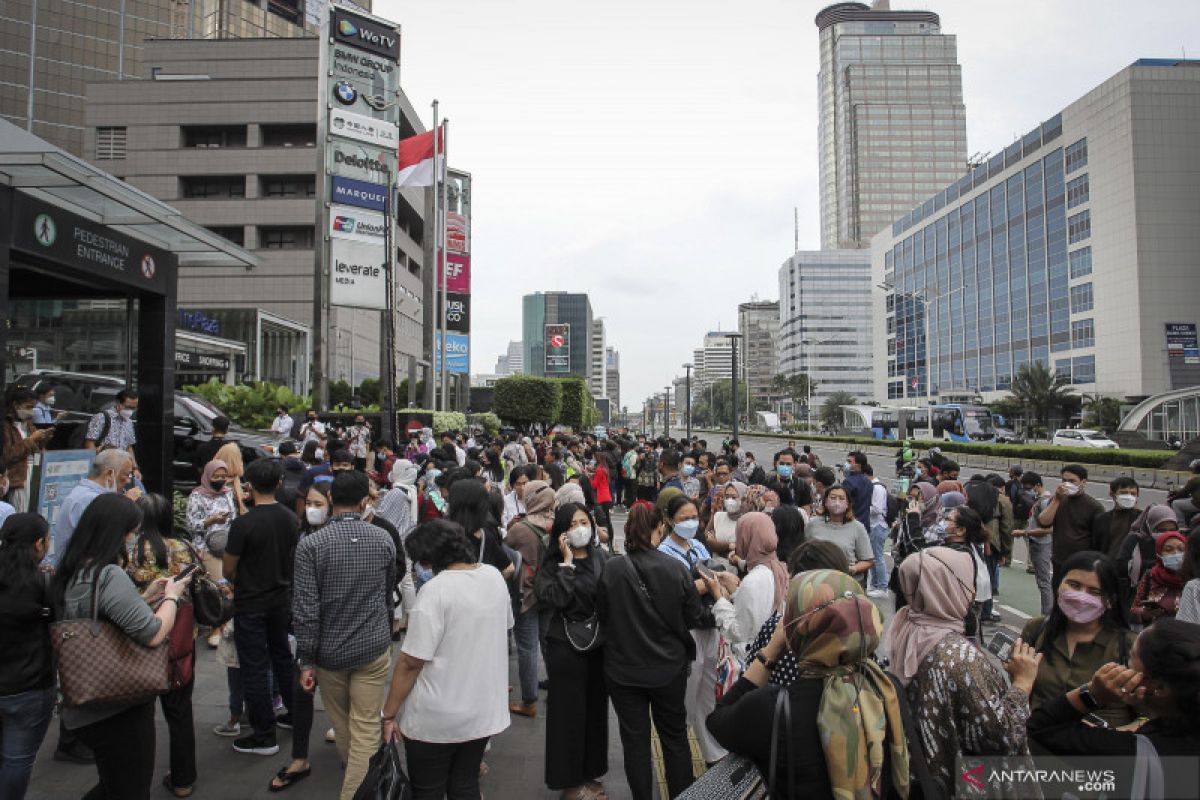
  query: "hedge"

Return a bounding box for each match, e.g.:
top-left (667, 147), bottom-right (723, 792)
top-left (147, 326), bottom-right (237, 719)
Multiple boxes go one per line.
top-left (558, 377), bottom-right (593, 431)
top-left (493, 376), bottom-right (562, 429)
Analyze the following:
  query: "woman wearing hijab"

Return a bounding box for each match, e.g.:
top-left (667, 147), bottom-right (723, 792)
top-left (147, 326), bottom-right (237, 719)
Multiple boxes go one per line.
top-left (704, 480), bottom-right (747, 557)
top-left (185, 460), bottom-right (236, 620)
top-left (890, 481), bottom-right (941, 608)
top-left (555, 481), bottom-right (586, 511)
top-left (1131, 529), bottom-right (1187, 623)
top-left (707, 570), bottom-right (911, 800)
top-left (936, 479), bottom-right (965, 497)
top-left (712, 512), bottom-right (788, 661)
top-left (505, 480), bottom-right (555, 718)
top-left (377, 459), bottom-right (419, 540)
top-left (213, 442), bottom-right (247, 514)
top-left (885, 547), bottom-right (1034, 795)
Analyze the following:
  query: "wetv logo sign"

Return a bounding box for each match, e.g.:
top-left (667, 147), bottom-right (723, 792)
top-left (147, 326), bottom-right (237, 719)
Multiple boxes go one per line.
top-left (332, 7), bottom-right (400, 60)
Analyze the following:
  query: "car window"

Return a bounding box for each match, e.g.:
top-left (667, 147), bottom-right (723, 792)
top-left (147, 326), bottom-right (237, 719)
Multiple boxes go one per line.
top-left (1084, 433), bottom-right (1109, 441)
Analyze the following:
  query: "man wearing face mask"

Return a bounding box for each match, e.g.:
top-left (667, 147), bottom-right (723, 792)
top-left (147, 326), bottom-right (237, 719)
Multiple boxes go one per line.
top-left (298, 409), bottom-right (327, 447)
top-left (1037, 465), bottom-right (1104, 591)
top-left (3, 387), bottom-right (54, 512)
top-left (32, 382), bottom-right (65, 424)
top-left (842, 451), bottom-right (875, 525)
top-left (293, 470), bottom-right (396, 799)
top-left (767, 448), bottom-right (809, 507)
top-left (679, 454), bottom-right (701, 499)
top-left (51, 449), bottom-right (137, 566)
top-left (83, 390), bottom-right (141, 482)
top-left (1091, 478), bottom-right (1142, 563)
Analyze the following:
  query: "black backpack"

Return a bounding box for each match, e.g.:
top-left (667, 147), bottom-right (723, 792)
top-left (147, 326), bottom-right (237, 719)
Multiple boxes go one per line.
top-left (965, 480), bottom-right (998, 525)
top-left (874, 480), bottom-right (904, 527)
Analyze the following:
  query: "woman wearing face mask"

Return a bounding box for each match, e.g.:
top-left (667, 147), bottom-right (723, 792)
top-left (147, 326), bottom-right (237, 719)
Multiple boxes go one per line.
top-left (505, 480), bottom-right (555, 719)
top-left (416, 464), bottom-right (446, 523)
top-left (186, 460), bottom-right (236, 581)
top-left (1176, 529), bottom-right (1200, 624)
top-left (1018, 551), bottom-right (1135, 731)
top-left (534, 502), bottom-right (610, 799)
top-left (805, 486), bottom-right (873, 584)
top-left (2, 388), bottom-right (54, 513)
top-left (1130, 528), bottom-right (1187, 624)
top-left (54, 493), bottom-right (193, 800)
top-left (890, 482), bottom-right (941, 608)
top-left (941, 506), bottom-right (992, 627)
top-left (214, 442), bottom-right (248, 515)
top-left (704, 480), bottom-right (747, 557)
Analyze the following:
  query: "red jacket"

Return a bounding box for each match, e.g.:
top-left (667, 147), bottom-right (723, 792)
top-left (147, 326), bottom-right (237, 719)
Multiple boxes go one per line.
top-left (591, 464), bottom-right (612, 504)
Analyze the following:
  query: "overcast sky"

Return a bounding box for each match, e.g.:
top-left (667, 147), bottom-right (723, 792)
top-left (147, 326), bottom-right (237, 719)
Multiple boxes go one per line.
top-left (377, 0), bottom-right (1200, 409)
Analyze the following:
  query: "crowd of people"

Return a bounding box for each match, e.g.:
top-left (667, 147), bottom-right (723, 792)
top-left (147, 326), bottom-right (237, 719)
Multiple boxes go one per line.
top-left (2, 384), bottom-right (1200, 799)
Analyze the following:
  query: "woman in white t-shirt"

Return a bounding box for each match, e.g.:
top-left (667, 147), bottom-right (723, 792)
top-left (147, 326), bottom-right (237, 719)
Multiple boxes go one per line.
top-left (704, 480), bottom-right (747, 558)
top-left (381, 519), bottom-right (513, 796)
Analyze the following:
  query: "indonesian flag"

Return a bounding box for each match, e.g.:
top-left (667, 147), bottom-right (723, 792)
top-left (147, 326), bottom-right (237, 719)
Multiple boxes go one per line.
top-left (396, 126), bottom-right (445, 188)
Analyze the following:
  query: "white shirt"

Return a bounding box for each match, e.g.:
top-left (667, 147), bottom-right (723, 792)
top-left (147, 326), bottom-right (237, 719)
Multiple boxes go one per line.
top-left (400, 565), bottom-right (513, 743)
top-left (298, 420), bottom-right (326, 444)
top-left (712, 564), bottom-right (778, 660)
top-left (271, 415), bottom-right (294, 436)
top-left (712, 512), bottom-right (737, 545)
top-left (501, 491), bottom-right (525, 529)
top-left (870, 481), bottom-right (889, 527)
top-left (454, 445), bottom-right (466, 467)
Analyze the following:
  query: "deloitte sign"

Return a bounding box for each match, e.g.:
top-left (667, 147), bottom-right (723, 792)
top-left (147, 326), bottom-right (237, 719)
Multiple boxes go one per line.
top-left (332, 145), bottom-right (391, 183)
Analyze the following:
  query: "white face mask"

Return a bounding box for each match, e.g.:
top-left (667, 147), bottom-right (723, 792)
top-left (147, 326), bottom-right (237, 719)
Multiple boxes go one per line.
top-left (45, 396), bottom-right (56, 406)
top-left (724, 498), bottom-right (740, 513)
top-left (305, 506), bottom-right (328, 526)
top-left (314, 448), bottom-right (325, 461)
top-left (566, 525), bottom-right (592, 549)
top-left (1063, 483), bottom-right (1080, 496)
top-left (119, 408), bottom-right (134, 420)
top-left (15, 408), bottom-right (33, 421)
top-left (1115, 494), bottom-right (1137, 510)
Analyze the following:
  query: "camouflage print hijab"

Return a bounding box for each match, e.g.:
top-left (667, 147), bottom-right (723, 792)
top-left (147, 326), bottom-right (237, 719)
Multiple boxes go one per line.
top-left (785, 570), bottom-right (911, 800)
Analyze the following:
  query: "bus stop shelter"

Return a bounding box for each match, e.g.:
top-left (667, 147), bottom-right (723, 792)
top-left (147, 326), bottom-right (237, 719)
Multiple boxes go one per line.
top-left (0, 119), bottom-right (258, 495)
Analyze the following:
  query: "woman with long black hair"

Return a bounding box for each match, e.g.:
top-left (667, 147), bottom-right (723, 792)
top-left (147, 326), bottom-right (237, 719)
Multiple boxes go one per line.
top-left (0, 513), bottom-right (55, 800)
top-left (55, 493), bottom-right (192, 800)
top-left (125, 493), bottom-right (200, 797)
top-left (447, 478), bottom-right (514, 580)
top-left (534, 502), bottom-right (610, 799)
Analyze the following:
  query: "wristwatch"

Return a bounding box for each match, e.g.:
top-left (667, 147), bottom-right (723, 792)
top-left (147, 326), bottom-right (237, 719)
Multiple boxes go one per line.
top-left (165, 596), bottom-right (183, 607)
top-left (1077, 684), bottom-right (1101, 711)
top-left (754, 652), bottom-right (775, 669)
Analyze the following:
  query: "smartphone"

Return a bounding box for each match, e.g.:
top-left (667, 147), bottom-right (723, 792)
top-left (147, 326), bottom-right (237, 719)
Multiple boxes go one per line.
top-left (1082, 713), bottom-right (1111, 729)
top-left (986, 630), bottom-right (1016, 661)
top-left (174, 563), bottom-right (199, 581)
top-left (695, 562), bottom-right (715, 581)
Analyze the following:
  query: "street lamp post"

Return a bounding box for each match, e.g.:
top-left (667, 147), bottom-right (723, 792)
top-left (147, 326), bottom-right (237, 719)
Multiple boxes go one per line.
top-left (664, 386), bottom-right (671, 439)
top-left (800, 333), bottom-right (841, 433)
top-left (683, 363), bottom-right (693, 441)
top-left (725, 333), bottom-right (744, 442)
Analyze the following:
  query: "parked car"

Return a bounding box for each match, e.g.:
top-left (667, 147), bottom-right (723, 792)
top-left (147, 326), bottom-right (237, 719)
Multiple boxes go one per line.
top-left (13, 370), bottom-right (284, 488)
top-left (1052, 428), bottom-right (1120, 449)
top-left (994, 427), bottom-right (1026, 444)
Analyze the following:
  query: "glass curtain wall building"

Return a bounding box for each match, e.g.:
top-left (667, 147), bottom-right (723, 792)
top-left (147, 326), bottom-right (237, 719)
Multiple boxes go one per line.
top-left (521, 292), bottom-right (594, 381)
top-left (873, 60), bottom-right (1200, 404)
top-left (815, 2), bottom-right (968, 250)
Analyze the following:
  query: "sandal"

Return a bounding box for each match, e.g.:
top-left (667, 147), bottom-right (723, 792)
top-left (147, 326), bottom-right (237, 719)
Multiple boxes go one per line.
top-left (268, 765), bottom-right (312, 793)
top-left (161, 774), bottom-right (193, 797)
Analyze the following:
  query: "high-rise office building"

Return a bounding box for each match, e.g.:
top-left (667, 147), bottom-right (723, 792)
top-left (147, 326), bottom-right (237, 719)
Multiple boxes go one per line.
top-left (738, 300), bottom-right (779, 411)
top-left (873, 59), bottom-right (1200, 404)
top-left (815, 1), bottom-right (968, 249)
top-left (494, 340), bottom-right (523, 376)
top-left (605, 346), bottom-right (621, 414)
top-left (698, 332), bottom-right (736, 387)
top-left (1, 0), bottom-right (357, 157)
top-left (778, 251), bottom-right (874, 407)
top-left (522, 292), bottom-right (594, 381)
top-left (590, 317), bottom-right (607, 399)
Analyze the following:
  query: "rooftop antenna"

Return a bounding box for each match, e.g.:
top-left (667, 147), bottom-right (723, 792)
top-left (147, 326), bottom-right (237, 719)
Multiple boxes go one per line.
top-left (794, 206), bottom-right (799, 253)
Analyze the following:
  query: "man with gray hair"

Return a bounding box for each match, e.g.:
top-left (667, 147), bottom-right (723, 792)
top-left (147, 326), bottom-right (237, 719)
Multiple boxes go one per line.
top-left (51, 449), bottom-right (139, 564)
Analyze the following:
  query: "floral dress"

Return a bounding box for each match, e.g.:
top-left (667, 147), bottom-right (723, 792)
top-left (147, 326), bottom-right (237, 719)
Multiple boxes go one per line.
top-left (185, 489), bottom-right (237, 550)
top-left (126, 537), bottom-right (197, 591)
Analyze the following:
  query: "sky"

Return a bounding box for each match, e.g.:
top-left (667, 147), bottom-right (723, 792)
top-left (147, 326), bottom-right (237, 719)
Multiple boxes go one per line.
top-left (376, 0), bottom-right (1200, 409)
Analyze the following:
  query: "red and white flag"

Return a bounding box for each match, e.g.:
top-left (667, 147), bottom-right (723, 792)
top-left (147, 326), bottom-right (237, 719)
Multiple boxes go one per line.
top-left (396, 126), bottom-right (444, 187)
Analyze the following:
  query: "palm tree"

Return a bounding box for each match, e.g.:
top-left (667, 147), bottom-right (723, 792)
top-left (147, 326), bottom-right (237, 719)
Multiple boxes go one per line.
top-left (1082, 393), bottom-right (1123, 431)
top-left (1009, 361), bottom-right (1076, 436)
top-left (819, 391), bottom-right (858, 433)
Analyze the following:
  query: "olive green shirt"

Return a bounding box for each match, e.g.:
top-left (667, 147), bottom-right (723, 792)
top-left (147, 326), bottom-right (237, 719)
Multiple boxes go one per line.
top-left (1020, 616), bottom-right (1135, 728)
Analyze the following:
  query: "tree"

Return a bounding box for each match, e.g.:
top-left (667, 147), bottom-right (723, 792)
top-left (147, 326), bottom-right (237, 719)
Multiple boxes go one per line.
top-left (1083, 393), bottom-right (1123, 431)
top-left (988, 396), bottom-right (1025, 429)
top-left (329, 379), bottom-right (352, 408)
top-left (689, 379), bottom-right (749, 430)
top-left (358, 378), bottom-right (381, 406)
top-left (493, 376), bottom-right (562, 431)
top-left (771, 373), bottom-right (818, 406)
top-left (820, 391), bottom-right (858, 432)
top-left (396, 379), bottom-right (428, 407)
top-left (557, 377), bottom-right (596, 431)
top-left (1009, 361), bottom-right (1077, 435)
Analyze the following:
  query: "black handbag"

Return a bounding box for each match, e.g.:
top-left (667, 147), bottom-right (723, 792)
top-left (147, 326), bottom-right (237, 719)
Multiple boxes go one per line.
top-left (353, 742), bottom-right (413, 800)
top-left (562, 614), bottom-right (602, 653)
top-left (184, 542), bottom-right (234, 628)
top-left (679, 687), bottom-right (791, 799)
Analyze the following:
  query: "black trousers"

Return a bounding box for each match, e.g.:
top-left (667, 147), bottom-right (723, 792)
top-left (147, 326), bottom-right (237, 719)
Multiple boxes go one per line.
top-left (160, 662), bottom-right (197, 788)
top-left (544, 639), bottom-right (608, 790)
top-left (75, 701), bottom-right (156, 800)
top-left (234, 606), bottom-right (295, 737)
top-left (607, 669), bottom-right (692, 800)
top-left (291, 661), bottom-right (315, 760)
top-left (403, 735), bottom-right (489, 800)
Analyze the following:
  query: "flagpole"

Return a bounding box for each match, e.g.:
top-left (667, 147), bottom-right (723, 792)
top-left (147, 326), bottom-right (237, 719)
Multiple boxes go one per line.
top-left (430, 100), bottom-right (440, 411)
top-left (439, 118), bottom-right (450, 412)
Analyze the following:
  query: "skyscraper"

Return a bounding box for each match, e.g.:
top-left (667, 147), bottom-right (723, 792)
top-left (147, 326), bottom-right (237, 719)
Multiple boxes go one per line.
top-left (522, 292), bottom-right (594, 381)
top-left (738, 300), bottom-right (779, 412)
top-left (590, 317), bottom-right (607, 399)
top-left (605, 347), bottom-right (621, 415)
top-left (815, 1), bottom-right (968, 249)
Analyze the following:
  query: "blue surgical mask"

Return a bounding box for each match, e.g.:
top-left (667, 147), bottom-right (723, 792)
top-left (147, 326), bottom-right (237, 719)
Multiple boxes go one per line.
top-left (414, 563), bottom-right (434, 585)
top-left (682, 464), bottom-right (696, 477)
top-left (673, 519), bottom-right (700, 540)
top-left (844, 462), bottom-right (852, 474)
top-left (777, 464), bottom-right (793, 479)
top-left (1161, 553), bottom-right (1184, 571)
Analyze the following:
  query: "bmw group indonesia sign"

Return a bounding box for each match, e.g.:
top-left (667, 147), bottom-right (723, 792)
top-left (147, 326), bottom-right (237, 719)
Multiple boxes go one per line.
top-left (322, 5), bottom-right (401, 311)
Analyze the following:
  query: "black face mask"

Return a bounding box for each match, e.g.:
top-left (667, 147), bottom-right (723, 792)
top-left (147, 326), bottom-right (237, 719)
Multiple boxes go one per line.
top-left (210, 480), bottom-right (226, 492)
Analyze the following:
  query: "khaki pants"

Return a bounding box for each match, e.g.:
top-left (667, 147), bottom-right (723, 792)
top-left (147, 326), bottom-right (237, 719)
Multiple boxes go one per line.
top-left (317, 649), bottom-right (392, 800)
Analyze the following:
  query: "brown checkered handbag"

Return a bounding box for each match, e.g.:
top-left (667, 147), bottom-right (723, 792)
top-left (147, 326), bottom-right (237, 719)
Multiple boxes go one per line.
top-left (50, 578), bottom-right (170, 708)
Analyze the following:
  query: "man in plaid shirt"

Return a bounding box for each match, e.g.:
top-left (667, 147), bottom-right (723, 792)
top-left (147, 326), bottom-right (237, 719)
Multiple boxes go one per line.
top-left (293, 470), bottom-right (396, 800)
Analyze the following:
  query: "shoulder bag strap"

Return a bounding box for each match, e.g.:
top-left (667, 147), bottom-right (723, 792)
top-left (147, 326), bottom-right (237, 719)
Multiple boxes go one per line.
top-left (626, 555), bottom-right (690, 652)
top-left (767, 687), bottom-right (793, 797)
top-left (886, 671), bottom-right (944, 800)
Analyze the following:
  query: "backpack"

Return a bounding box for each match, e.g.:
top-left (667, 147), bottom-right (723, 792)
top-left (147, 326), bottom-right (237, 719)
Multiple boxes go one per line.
top-left (884, 491), bottom-right (904, 528)
top-left (965, 480), bottom-right (998, 525)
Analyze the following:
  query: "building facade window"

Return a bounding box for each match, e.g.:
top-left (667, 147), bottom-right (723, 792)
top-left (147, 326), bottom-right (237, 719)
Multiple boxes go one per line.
top-left (259, 226), bottom-right (315, 250)
top-left (1067, 210), bottom-right (1091, 243)
top-left (182, 125), bottom-right (247, 148)
top-left (181, 176), bottom-right (246, 199)
top-left (1069, 246), bottom-right (1092, 279)
top-left (95, 127), bottom-right (127, 160)
top-left (1065, 137), bottom-right (1088, 173)
top-left (1070, 282), bottom-right (1094, 313)
top-left (1066, 174), bottom-right (1089, 209)
top-left (1071, 318), bottom-right (1095, 348)
top-left (1072, 354), bottom-right (1096, 383)
top-left (261, 124), bottom-right (317, 148)
top-left (260, 175), bottom-right (315, 198)
top-left (206, 226), bottom-right (245, 246)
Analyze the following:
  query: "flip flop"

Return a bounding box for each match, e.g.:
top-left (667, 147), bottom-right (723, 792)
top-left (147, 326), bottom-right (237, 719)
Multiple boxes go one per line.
top-left (267, 766), bottom-right (312, 793)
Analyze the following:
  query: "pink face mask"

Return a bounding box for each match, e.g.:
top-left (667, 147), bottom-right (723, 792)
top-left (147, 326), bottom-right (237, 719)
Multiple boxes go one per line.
top-left (1057, 588), bottom-right (1105, 624)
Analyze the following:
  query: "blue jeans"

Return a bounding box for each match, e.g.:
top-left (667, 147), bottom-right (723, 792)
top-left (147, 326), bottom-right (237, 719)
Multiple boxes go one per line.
top-left (513, 606), bottom-right (541, 706)
top-left (0, 686), bottom-right (56, 799)
top-left (869, 522), bottom-right (890, 590)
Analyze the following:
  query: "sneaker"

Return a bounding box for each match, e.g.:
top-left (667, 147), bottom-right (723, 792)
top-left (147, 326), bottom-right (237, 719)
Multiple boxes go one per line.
top-left (324, 727), bottom-right (336, 743)
top-left (866, 588), bottom-right (889, 599)
top-left (275, 714), bottom-right (293, 730)
top-left (233, 733), bottom-right (279, 756)
top-left (212, 721), bottom-right (241, 737)
top-left (988, 612), bottom-right (1003, 623)
top-left (272, 696), bottom-right (286, 716)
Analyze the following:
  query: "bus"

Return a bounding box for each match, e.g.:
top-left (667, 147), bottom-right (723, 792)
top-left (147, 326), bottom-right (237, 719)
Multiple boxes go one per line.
top-left (841, 404), bottom-right (996, 443)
